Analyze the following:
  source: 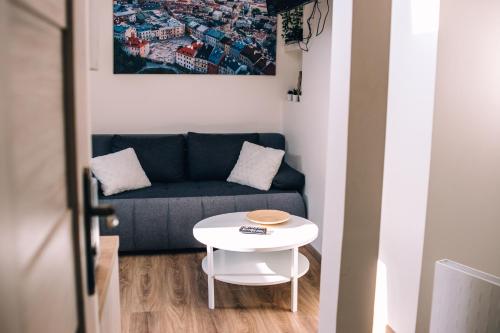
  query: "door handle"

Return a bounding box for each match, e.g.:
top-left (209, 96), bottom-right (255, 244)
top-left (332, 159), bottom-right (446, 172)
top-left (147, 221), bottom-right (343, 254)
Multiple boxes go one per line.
top-left (90, 204), bottom-right (119, 229)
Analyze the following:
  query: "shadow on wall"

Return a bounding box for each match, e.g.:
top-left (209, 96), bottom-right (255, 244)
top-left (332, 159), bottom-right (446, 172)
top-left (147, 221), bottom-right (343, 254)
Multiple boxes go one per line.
top-left (285, 153), bottom-right (303, 171)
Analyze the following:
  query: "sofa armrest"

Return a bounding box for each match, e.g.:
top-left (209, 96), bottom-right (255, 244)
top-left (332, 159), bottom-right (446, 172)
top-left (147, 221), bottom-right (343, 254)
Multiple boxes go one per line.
top-left (272, 162), bottom-right (305, 191)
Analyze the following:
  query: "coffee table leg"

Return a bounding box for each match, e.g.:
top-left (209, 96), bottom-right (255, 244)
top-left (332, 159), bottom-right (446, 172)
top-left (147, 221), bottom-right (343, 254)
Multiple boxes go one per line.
top-left (291, 247), bottom-right (298, 312)
top-left (207, 245), bottom-right (215, 309)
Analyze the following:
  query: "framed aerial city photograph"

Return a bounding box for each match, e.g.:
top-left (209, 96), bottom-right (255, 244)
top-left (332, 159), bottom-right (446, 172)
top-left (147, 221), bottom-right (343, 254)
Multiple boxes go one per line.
top-left (113, 0), bottom-right (277, 75)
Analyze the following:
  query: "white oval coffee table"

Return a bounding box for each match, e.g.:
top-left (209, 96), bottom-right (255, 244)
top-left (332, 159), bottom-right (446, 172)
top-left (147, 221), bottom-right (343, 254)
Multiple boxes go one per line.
top-left (193, 212), bottom-right (318, 312)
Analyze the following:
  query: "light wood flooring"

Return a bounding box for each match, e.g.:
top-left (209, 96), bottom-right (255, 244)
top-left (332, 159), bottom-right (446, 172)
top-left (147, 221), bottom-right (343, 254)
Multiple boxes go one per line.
top-left (119, 246), bottom-right (321, 333)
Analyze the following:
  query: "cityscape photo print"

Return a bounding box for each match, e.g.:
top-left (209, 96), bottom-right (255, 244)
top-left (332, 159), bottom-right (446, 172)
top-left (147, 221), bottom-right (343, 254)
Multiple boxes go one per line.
top-left (113, 0), bottom-right (277, 75)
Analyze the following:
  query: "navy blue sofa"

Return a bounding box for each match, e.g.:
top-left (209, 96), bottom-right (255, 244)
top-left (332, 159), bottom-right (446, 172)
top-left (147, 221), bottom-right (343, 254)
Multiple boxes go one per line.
top-left (92, 133), bottom-right (306, 252)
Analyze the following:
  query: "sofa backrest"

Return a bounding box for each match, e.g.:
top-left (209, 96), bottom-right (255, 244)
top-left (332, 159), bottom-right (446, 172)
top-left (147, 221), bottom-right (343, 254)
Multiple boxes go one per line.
top-left (92, 133), bottom-right (286, 181)
top-left (92, 133), bottom-right (285, 157)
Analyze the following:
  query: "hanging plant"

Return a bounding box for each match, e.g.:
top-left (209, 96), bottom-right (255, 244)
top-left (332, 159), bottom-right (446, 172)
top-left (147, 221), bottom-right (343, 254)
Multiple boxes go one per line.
top-left (281, 6), bottom-right (303, 44)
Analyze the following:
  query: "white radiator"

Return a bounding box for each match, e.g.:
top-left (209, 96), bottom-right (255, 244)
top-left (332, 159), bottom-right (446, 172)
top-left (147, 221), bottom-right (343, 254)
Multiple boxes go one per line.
top-left (430, 259), bottom-right (500, 333)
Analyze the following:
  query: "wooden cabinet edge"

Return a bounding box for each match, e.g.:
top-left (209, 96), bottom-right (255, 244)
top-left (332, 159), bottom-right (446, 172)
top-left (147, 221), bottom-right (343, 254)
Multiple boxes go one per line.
top-left (95, 236), bottom-right (120, 332)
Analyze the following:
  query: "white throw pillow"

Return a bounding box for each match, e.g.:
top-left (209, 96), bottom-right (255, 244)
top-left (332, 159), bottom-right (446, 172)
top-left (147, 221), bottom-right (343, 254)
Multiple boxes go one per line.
top-left (91, 148), bottom-right (151, 196)
top-left (227, 141), bottom-right (285, 191)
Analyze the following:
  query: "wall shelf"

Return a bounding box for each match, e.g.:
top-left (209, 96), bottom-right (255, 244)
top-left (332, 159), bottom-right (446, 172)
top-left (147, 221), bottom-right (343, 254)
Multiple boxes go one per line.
top-left (284, 43), bottom-right (302, 53)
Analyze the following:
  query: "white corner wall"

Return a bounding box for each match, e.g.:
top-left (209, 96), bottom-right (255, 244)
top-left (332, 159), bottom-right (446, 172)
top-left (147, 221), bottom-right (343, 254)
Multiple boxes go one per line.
top-left (89, 1), bottom-right (301, 134)
top-left (282, 1), bottom-right (332, 252)
top-left (376, 1), bottom-right (500, 332)
top-left (318, 0), bottom-right (353, 331)
top-left (373, 1), bottom-right (440, 332)
top-left (416, 0), bottom-right (500, 331)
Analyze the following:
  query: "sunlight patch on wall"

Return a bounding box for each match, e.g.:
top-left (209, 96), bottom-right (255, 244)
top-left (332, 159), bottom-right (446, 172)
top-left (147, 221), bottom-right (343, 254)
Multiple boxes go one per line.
top-left (411, 0), bottom-right (440, 35)
top-left (372, 260), bottom-right (388, 333)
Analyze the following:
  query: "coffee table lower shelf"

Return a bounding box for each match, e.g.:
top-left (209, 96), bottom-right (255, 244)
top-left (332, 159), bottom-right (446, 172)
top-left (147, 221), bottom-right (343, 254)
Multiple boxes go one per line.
top-left (201, 250), bottom-right (309, 286)
top-left (201, 249), bottom-right (309, 312)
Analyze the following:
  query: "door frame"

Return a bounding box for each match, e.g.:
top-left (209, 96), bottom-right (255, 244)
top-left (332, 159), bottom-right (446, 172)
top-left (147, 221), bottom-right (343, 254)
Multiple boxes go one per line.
top-left (0, 2), bottom-right (22, 331)
top-left (63, 0), bottom-right (88, 331)
top-left (68, 0), bottom-right (101, 331)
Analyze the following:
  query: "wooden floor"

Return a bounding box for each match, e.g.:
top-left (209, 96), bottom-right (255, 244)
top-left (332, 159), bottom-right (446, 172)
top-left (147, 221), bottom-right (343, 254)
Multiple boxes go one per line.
top-left (119, 246), bottom-right (321, 333)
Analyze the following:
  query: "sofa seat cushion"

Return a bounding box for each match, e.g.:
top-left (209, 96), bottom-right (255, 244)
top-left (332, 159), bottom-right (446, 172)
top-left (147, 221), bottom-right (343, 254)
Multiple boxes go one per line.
top-left (187, 132), bottom-right (259, 181)
top-left (99, 190), bottom-right (306, 251)
top-left (100, 181), bottom-right (297, 200)
top-left (111, 134), bottom-right (186, 182)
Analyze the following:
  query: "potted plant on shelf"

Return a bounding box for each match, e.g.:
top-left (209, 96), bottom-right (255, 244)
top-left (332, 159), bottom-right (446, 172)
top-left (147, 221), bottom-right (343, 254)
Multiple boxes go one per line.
top-left (292, 89), bottom-right (301, 102)
top-left (287, 90), bottom-right (294, 101)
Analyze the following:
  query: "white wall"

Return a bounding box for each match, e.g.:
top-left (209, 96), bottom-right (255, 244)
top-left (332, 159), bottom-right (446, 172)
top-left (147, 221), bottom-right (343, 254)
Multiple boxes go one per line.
top-left (90, 0), bottom-right (301, 134)
top-left (416, 0), bottom-right (500, 331)
top-left (282, 1), bottom-right (332, 252)
top-left (373, 1), bottom-right (440, 332)
top-left (318, 0), bottom-right (352, 331)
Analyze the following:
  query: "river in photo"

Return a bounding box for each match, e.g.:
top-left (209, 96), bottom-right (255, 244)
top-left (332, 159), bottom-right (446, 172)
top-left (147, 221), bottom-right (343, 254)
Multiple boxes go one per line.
top-left (137, 61), bottom-right (183, 74)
